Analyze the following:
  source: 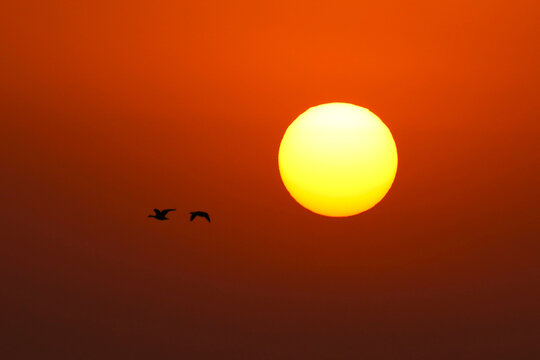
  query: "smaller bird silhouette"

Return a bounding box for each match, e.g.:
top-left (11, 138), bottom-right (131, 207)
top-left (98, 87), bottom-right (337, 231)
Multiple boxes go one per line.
top-left (148, 208), bottom-right (176, 220)
top-left (190, 211), bottom-right (210, 223)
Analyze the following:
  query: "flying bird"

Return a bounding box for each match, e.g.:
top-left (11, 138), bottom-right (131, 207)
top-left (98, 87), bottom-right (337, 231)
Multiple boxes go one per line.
top-left (148, 208), bottom-right (176, 220)
top-left (190, 211), bottom-right (210, 223)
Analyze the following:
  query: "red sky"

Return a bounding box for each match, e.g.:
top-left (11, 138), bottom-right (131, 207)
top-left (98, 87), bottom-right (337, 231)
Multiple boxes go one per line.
top-left (1, 1), bottom-right (539, 358)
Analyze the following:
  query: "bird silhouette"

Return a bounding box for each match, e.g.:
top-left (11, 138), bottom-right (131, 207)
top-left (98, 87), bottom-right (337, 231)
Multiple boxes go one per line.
top-left (190, 211), bottom-right (210, 222)
top-left (148, 208), bottom-right (176, 220)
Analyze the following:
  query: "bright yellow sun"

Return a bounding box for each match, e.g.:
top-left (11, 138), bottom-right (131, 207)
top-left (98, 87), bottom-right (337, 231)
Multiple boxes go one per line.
top-left (278, 102), bottom-right (398, 217)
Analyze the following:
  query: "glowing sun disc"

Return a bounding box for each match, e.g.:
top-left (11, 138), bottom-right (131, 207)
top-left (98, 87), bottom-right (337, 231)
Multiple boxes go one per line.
top-left (278, 102), bottom-right (398, 217)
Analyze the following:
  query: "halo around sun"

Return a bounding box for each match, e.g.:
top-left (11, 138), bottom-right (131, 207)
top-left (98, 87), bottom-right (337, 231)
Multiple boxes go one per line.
top-left (278, 102), bottom-right (398, 217)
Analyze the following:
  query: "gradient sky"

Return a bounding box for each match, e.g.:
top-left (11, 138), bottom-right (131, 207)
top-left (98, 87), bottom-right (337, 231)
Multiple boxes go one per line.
top-left (1, 1), bottom-right (539, 359)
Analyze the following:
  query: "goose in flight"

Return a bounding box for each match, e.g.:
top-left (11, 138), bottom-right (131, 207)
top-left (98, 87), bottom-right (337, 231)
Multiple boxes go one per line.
top-left (148, 208), bottom-right (176, 220)
top-left (190, 211), bottom-right (210, 223)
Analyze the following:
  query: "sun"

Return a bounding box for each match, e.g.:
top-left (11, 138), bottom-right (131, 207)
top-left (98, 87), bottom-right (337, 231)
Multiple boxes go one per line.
top-left (278, 102), bottom-right (398, 217)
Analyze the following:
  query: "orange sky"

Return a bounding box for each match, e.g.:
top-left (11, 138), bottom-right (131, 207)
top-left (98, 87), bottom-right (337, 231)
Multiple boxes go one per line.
top-left (1, 1), bottom-right (539, 358)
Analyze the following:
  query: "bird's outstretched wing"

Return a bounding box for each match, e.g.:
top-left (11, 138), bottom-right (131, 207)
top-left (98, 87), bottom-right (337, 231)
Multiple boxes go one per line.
top-left (202, 213), bottom-right (211, 222)
top-left (161, 209), bottom-right (176, 216)
top-left (153, 209), bottom-right (161, 216)
top-left (190, 212), bottom-right (196, 221)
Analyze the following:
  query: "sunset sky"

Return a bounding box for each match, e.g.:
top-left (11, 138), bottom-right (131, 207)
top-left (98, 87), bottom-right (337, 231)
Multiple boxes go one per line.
top-left (1, 1), bottom-right (539, 358)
